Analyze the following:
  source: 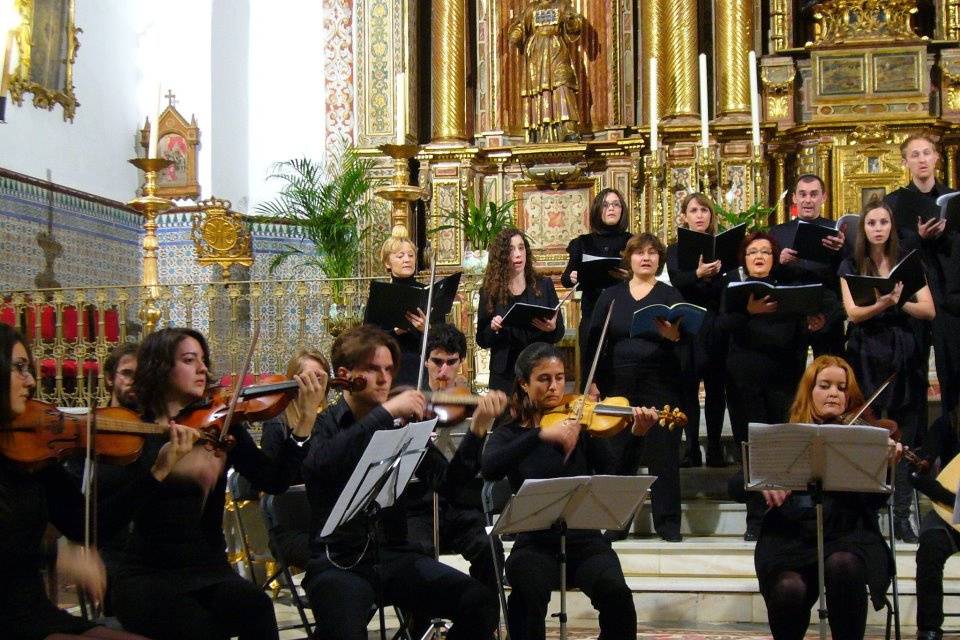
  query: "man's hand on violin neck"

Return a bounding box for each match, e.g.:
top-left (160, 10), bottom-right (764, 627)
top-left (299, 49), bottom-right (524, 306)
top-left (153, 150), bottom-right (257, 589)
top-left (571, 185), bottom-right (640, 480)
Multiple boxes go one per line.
top-left (384, 389), bottom-right (427, 421)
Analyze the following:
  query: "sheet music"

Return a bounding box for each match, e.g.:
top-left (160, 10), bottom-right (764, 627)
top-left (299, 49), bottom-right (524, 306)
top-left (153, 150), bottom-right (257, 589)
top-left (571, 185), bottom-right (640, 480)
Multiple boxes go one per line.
top-left (320, 417), bottom-right (437, 538)
top-left (746, 422), bottom-right (891, 493)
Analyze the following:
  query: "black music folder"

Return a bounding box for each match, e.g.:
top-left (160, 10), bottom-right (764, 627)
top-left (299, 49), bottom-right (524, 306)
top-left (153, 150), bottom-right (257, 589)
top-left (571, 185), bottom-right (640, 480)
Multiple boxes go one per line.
top-left (578, 254), bottom-right (623, 289)
top-left (792, 220), bottom-right (841, 264)
top-left (629, 302), bottom-right (706, 340)
top-left (895, 188), bottom-right (960, 231)
top-left (842, 249), bottom-right (926, 307)
top-left (676, 223), bottom-right (746, 272)
top-left (500, 285), bottom-right (577, 330)
top-left (722, 281), bottom-right (824, 315)
top-left (363, 272), bottom-right (462, 331)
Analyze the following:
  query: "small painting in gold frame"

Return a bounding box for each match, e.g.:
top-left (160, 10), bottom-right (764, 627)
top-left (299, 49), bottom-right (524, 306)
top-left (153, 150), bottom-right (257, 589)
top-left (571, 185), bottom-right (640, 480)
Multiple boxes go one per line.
top-left (873, 53), bottom-right (920, 94)
top-left (513, 179), bottom-right (597, 269)
top-left (139, 103), bottom-right (202, 201)
top-left (818, 56), bottom-right (866, 96)
top-left (9, 0), bottom-right (80, 122)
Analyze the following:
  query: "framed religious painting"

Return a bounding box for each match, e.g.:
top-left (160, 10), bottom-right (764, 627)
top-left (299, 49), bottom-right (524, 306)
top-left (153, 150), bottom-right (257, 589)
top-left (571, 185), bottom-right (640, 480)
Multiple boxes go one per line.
top-left (512, 178), bottom-right (599, 271)
top-left (9, 0), bottom-right (80, 121)
top-left (139, 101), bottom-right (202, 201)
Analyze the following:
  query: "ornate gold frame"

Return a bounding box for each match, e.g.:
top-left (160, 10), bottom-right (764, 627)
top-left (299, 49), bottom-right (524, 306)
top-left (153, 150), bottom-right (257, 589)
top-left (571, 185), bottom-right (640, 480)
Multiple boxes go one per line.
top-left (9, 0), bottom-right (80, 122)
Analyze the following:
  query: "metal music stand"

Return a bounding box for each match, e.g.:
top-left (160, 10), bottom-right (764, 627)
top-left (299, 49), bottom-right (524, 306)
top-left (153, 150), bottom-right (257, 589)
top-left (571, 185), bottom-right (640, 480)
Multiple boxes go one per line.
top-left (743, 422), bottom-right (893, 640)
top-left (492, 475), bottom-right (656, 640)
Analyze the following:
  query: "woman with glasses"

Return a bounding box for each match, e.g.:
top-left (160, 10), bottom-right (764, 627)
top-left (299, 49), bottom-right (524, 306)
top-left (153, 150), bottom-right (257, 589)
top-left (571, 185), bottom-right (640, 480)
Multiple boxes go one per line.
top-left (665, 193), bottom-right (729, 468)
top-left (0, 323), bottom-right (197, 640)
top-left (838, 199), bottom-right (934, 542)
top-left (719, 232), bottom-right (824, 540)
top-left (560, 188), bottom-right (632, 381)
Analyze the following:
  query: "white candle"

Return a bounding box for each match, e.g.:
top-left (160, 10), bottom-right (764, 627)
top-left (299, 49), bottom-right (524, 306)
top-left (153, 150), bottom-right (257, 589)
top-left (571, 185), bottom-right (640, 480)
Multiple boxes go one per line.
top-left (699, 53), bottom-right (709, 149)
top-left (748, 51), bottom-right (760, 148)
top-left (395, 71), bottom-right (406, 145)
top-left (148, 84), bottom-right (161, 158)
top-left (649, 58), bottom-right (658, 152)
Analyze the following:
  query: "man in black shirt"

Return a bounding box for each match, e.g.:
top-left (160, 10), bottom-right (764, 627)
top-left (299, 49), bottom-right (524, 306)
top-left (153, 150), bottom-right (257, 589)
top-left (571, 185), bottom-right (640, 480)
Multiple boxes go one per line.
top-left (769, 174), bottom-right (846, 357)
top-left (300, 325), bottom-right (503, 640)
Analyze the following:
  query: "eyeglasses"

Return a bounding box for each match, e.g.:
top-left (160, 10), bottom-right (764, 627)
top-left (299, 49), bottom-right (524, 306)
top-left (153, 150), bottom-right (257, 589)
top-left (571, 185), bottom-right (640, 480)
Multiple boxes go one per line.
top-left (429, 356), bottom-right (461, 368)
top-left (602, 201), bottom-right (622, 209)
top-left (11, 359), bottom-right (34, 379)
top-left (745, 249), bottom-right (773, 257)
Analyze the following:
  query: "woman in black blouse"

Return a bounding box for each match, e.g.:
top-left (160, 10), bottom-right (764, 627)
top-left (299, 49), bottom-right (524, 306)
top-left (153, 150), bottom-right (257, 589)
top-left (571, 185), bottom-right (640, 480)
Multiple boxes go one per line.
top-left (666, 193), bottom-right (728, 468)
top-left (753, 355), bottom-right (900, 640)
top-left (719, 231), bottom-right (822, 540)
top-left (0, 324), bottom-right (195, 640)
top-left (482, 342), bottom-right (659, 640)
top-left (588, 232), bottom-right (686, 541)
top-left (560, 188), bottom-right (632, 380)
top-left (380, 235), bottom-right (427, 386)
top-left (477, 228), bottom-right (565, 392)
top-left (109, 327), bottom-right (324, 640)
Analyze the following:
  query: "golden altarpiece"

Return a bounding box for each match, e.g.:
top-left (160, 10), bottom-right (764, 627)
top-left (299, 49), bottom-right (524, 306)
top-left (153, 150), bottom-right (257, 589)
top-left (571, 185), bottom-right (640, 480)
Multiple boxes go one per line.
top-left (353, 0), bottom-right (960, 383)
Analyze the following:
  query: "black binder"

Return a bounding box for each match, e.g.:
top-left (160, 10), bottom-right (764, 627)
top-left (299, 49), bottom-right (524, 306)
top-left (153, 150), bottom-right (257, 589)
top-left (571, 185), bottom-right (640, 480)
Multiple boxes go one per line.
top-left (500, 286), bottom-right (577, 330)
top-left (578, 254), bottom-right (623, 289)
top-left (842, 249), bottom-right (926, 307)
top-left (792, 220), bottom-right (841, 264)
top-left (629, 302), bottom-right (707, 339)
top-left (363, 272), bottom-right (462, 331)
top-left (722, 281), bottom-right (824, 315)
top-left (676, 224), bottom-right (746, 273)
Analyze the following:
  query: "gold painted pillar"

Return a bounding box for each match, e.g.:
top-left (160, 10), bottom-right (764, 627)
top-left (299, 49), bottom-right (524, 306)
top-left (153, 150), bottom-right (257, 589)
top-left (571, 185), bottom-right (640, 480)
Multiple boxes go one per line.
top-left (773, 152), bottom-right (787, 224)
top-left (713, 0), bottom-right (754, 121)
top-left (431, 0), bottom-right (469, 142)
top-left (660, 0), bottom-right (699, 122)
top-left (947, 144), bottom-right (958, 189)
top-left (640, 0), bottom-right (664, 125)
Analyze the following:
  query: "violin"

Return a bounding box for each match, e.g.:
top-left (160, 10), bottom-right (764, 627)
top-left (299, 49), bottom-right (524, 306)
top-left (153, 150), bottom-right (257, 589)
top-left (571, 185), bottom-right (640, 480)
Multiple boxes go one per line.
top-left (838, 405), bottom-right (900, 441)
top-left (540, 394), bottom-right (688, 437)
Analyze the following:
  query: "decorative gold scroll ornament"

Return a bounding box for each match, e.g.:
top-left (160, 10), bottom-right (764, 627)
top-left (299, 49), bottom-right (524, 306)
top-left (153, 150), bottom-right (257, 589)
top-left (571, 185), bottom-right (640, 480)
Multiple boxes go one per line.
top-left (191, 198), bottom-right (254, 279)
top-left (811, 0), bottom-right (920, 46)
top-left (9, 0), bottom-right (81, 121)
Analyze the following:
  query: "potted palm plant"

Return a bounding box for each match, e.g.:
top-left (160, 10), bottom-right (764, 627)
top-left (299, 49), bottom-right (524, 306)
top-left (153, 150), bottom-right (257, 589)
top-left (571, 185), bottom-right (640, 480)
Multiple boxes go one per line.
top-left (433, 187), bottom-right (516, 274)
top-left (257, 148), bottom-right (377, 319)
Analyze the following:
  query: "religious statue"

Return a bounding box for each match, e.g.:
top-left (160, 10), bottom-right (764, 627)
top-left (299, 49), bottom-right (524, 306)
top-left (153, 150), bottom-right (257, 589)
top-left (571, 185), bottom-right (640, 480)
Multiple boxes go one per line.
top-left (508, 0), bottom-right (585, 143)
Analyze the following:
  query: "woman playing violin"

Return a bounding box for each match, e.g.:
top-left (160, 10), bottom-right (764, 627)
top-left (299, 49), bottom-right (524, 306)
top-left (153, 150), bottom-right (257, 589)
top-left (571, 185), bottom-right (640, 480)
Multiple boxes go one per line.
top-left (108, 328), bottom-right (322, 640)
top-left (481, 342), bottom-right (660, 640)
top-left (0, 324), bottom-right (197, 640)
top-left (752, 355), bottom-right (901, 640)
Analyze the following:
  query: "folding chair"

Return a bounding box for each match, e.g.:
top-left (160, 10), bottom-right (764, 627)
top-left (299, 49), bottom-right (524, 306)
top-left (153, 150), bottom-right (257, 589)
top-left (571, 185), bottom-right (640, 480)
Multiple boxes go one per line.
top-left (261, 486), bottom-right (314, 637)
top-left (481, 478), bottom-right (513, 640)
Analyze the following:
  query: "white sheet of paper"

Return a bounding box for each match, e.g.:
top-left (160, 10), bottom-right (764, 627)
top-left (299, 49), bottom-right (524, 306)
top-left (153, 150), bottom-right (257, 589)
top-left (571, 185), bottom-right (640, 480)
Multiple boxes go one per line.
top-left (745, 422), bottom-right (891, 493)
top-left (320, 417), bottom-right (437, 538)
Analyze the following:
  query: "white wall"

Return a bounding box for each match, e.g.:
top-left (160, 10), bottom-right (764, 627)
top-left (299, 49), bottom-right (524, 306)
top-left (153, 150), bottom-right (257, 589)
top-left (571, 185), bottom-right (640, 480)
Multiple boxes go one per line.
top-left (210, 0), bottom-right (249, 210)
top-left (0, 0), bottom-right (140, 201)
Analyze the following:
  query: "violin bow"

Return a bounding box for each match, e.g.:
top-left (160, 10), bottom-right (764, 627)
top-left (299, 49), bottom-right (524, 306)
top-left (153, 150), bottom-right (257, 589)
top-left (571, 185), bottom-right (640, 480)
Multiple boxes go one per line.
top-left (83, 368), bottom-right (101, 616)
top-left (415, 243), bottom-right (439, 393)
top-left (844, 372), bottom-right (896, 426)
top-left (218, 320), bottom-right (261, 443)
top-left (575, 300), bottom-right (614, 422)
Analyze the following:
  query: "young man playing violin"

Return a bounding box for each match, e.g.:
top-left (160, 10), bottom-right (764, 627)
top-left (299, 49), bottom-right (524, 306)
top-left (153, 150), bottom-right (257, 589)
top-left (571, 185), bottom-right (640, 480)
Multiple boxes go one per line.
top-left (481, 342), bottom-right (662, 640)
top-left (300, 324), bottom-right (505, 640)
top-left (405, 323), bottom-right (505, 604)
top-left (107, 327), bottom-right (323, 640)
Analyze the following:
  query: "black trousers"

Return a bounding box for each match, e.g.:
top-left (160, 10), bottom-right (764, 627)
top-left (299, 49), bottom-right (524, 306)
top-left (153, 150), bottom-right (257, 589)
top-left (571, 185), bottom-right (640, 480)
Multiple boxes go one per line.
top-left (681, 364), bottom-right (726, 458)
top-left (761, 551), bottom-right (869, 640)
top-left (916, 512), bottom-right (960, 634)
top-left (303, 546), bottom-right (497, 640)
top-left (505, 536), bottom-right (636, 640)
top-left (112, 568), bottom-right (278, 640)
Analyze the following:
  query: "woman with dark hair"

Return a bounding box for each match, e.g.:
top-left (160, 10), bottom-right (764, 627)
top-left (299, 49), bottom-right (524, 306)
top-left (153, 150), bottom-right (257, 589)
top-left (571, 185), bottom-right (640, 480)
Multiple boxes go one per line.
top-left (482, 342), bottom-right (660, 640)
top-left (666, 193), bottom-right (728, 468)
top-left (751, 355), bottom-right (900, 640)
top-left (0, 324), bottom-right (196, 640)
top-left (719, 231), bottom-right (823, 540)
top-left (560, 188), bottom-right (632, 380)
top-left (838, 200), bottom-right (935, 541)
top-left (587, 232), bottom-right (687, 541)
top-left (109, 327), bottom-right (323, 640)
top-left (477, 227), bottom-right (565, 392)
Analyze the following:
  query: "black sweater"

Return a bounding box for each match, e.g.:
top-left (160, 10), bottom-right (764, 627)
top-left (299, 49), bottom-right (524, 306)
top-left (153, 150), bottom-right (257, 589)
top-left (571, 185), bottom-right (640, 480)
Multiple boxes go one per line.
top-left (560, 230), bottom-right (632, 320)
top-left (476, 276), bottom-right (565, 376)
top-left (665, 244), bottom-right (724, 311)
top-left (301, 398), bottom-right (482, 556)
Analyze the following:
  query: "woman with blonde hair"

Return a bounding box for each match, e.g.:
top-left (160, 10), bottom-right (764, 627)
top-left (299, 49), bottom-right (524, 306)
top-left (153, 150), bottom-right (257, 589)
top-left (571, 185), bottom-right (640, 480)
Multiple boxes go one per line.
top-left (378, 235), bottom-right (428, 386)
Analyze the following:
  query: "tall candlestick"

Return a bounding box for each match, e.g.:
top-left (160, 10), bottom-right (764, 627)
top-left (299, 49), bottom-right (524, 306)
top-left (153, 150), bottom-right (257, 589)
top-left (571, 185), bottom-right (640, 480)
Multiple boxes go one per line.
top-left (699, 53), bottom-right (709, 149)
top-left (395, 71), bottom-right (406, 145)
top-left (148, 84), bottom-right (161, 158)
top-left (748, 50), bottom-right (760, 148)
top-left (649, 58), bottom-right (658, 152)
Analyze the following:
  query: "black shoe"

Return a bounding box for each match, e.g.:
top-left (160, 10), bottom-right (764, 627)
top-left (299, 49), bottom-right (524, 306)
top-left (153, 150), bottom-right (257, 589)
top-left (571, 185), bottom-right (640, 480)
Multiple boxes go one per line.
top-left (603, 528), bottom-right (629, 542)
top-left (705, 449), bottom-right (727, 467)
top-left (679, 453), bottom-right (702, 468)
top-left (917, 630), bottom-right (943, 640)
top-left (895, 518), bottom-right (919, 543)
top-left (659, 531), bottom-right (683, 542)
top-left (743, 526), bottom-right (760, 542)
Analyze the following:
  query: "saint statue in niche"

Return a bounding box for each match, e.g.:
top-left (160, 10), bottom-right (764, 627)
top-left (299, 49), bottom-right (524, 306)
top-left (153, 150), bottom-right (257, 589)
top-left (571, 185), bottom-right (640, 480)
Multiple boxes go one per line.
top-left (508, 0), bottom-right (584, 143)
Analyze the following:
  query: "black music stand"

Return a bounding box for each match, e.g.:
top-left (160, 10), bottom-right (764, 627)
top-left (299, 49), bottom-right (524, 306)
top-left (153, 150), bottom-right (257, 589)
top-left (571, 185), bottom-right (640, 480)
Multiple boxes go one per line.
top-left (743, 422), bottom-right (893, 640)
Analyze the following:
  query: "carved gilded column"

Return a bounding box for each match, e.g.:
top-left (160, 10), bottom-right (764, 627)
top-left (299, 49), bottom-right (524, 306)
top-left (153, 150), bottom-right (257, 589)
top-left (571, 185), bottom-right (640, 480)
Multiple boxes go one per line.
top-left (713, 0), bottom-right (753, 121)
top-left (660, 0), bottom-right (698, 122)
top-left (947, 144), bottom-right (958, 189)
top-left (639, 0), bottom-right (664, 125)
top-left (773, 152), bottom-right (787, 224)
top-left (817, 143), bottom-right (832, 217)
top-left (431, 0), bottom-right (469, 142)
